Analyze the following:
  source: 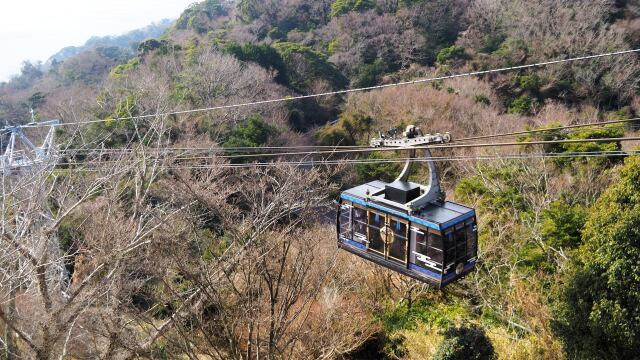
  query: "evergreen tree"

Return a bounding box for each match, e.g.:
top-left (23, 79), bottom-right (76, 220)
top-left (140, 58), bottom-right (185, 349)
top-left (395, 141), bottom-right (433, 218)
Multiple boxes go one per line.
top-left (554, 155), bottom-right (640, 359)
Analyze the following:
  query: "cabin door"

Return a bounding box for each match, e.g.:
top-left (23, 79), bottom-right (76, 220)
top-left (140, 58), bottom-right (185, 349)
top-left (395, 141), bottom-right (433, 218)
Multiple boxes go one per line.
top-left (367, 212), bottom-right (408, 264)
top-left (367, 211), bottom-right (386, 255)
top-left (385, 217), bottom-right (408, 264)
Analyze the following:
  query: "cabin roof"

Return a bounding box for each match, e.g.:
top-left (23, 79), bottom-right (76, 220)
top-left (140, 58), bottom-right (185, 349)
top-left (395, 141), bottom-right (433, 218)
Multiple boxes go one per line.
top-left (340, 180), bottom-right (475, 230)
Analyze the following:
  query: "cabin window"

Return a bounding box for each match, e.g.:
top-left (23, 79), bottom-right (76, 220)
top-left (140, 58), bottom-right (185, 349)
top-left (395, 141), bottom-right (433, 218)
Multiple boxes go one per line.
top-left (454, 226), bottom-right (467, 262)
top-left (352, 207), bottom-right (367, 243)
top-left (368, 211), bottom-right (385, 254)
top-left (339, 203), bottom-right (352, 241)
top-left (389, 219), bottom-right (407, 262)
top-left (411, 227), bottom-right (443, 271)
top-left (427, 230), bottom-right (444, 264)
top-left (444, 230), bottom-right (455, 266)
top-left (466, 220), bottom-right (477, 259)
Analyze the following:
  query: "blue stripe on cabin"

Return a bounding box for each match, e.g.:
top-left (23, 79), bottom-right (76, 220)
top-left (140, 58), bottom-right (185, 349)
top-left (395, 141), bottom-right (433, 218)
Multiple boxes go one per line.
top-left (341, 193), bottom-right (441, 230)
top-left (409, 264), bottom-right (442, 281)
top-left (343, 238), bottom-right (366, 250)
top-left (441, 261), bottom-right (476, 285)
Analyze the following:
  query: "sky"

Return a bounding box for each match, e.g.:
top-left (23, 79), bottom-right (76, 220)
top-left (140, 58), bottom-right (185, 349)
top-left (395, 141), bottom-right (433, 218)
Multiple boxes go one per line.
top-left (0, 0), bottom-right (196, 81)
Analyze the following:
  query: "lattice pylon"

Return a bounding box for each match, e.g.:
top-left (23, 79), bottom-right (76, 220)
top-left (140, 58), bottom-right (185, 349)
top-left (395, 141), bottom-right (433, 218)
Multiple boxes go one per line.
top-left (0, 120), bottom-right (68, 295)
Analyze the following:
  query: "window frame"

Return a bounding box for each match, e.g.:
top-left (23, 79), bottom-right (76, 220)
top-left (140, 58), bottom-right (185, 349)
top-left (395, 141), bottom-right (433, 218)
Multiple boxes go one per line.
top-left (410, 225), bottom-right (444, 272)
top-left (367, 209), bottom-right (386, 256)
top-left (387, 214), bottom-right (409, 264)
top-left (339, 201), bottom-right (353, 242)
top-left (351, 203), bottom-right (368, 245)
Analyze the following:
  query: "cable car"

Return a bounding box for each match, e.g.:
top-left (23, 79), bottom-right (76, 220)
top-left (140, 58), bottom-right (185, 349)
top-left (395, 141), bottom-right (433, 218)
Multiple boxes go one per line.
top-left (337, 126), bottom-right (477, 287)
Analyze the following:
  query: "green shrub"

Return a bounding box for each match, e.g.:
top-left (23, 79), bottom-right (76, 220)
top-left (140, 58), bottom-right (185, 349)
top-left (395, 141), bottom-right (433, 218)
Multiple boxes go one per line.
top-left (316, 112), bottom-right (372, 146)
top-left (356, 152), bottom-right (401, 183)
top-left (81, 93), bottom-right (146, 148)
top-left (492, 39), bottom-right (528, 66)
top-left (223, 114), bottom-right (277, 148)
top-left (382, 299), bottom-right (471, 333)
top-left (314, 125), bottom-right (350, 146)
top-left (58, 217), bottom-right (83, 277)
top-left (224, 42), bottom-right (288, 85)
top-left (455, 164), bottom-right (529, 212)
top-left (267, 27), bottom-right (285, 40)
top-left (175, 0), bottom-right (226, 33)
top-left (382, 333), bottom-right (408, 359)
top-left (517, 73), bottom-right (542, 92)
top-left (508, 95), bottom-right (534, 115)
top-left (330, 0), bottom-right (374, 17)
top-left (455, 176), bottom-right (488, 200)
top-left (433, 324), bottom-right (495, 360)
top-left (352, 59), bottom-right (386, 87)
top-left (273, 42), bottom-right (348, 92)
top-left (109, 58), bottom-right (140, 79)
top-left (558, 126), bottom-right (624, 167)
top-left (28, 91), bottom-right (46, 109)
top-left (474, 95), bottom-right (491, 106)
top-left (480, 34), bottom-right (506, 53)
top-left (517, 122), bottom-right (566, 154)
top-left (327, 39), bottom-right (339, 55)
top-left (541, 201), bottom-right (586, 249)
top-left (436, 45), bottom-right (466, 65)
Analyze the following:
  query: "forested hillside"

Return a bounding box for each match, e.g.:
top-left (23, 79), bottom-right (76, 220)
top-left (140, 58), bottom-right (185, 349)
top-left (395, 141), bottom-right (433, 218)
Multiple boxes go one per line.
top-left (1, 1), bottom-right (640, 359)
top-left (46, 19), bottom-right (174, 65)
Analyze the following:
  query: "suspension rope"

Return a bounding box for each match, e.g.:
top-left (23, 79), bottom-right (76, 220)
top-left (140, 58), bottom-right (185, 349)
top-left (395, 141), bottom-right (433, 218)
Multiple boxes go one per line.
top-left (142, 136), bottom-right (640, 160)
top-left (455, 117), bottom-right (640, 143)
top-left (52, 136), bottom-right (640, 165)
top-left (19, 48), bottom-right (640, 129)
top-left (52, 116), bottom-right (640, 157)
top-left (50, 150), bottom-right (639, 170)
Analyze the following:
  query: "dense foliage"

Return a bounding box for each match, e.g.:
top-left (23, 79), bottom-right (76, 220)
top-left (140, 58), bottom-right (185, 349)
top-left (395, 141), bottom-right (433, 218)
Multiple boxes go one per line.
top-left (554, 156), bottom-right (640, 359)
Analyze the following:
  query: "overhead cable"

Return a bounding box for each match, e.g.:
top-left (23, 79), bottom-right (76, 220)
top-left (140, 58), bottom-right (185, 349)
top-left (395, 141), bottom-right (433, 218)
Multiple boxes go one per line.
top-left (52, 116), bottom-right (640, 156)
top-left (24, 48), bottom-right (640, 129)
top-left (51, 150), bottom-right (639, 170)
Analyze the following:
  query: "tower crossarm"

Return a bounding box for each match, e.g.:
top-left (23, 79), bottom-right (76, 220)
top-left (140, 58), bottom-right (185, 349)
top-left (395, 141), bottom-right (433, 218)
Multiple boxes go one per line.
top-left (0, 120), bottom-right (60, 175)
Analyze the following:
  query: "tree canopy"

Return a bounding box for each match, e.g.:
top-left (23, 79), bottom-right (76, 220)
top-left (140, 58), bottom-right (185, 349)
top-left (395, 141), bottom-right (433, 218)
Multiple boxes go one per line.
top-left (554, 155), bottom-right (640, 359)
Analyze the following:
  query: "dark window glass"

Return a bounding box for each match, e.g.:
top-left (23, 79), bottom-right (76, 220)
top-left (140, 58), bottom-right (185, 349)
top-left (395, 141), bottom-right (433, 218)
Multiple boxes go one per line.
top-left (456, 243), bottom-right (467, 261)
top-left (353, 207), bottom-right (366, 222)
top-left (392, 219), bottom-right (407, 237)
top-left (368, 212), bottom-right (385, 253)
top-left (339, 205), bottom-right (351, 240)
top-left (411, 227), bottom-right (443, 270)
top-left (444, 232), bottom-right (455, 251)
top-left (429, 231), bottom-right (443, 250)
top-left (389, 219), bottom-right (407, 262)
top-left (427, 246), bottom-right (443, 264)
top-left (352, 207), bottom-right (367, 240)
top-left (369, 212), bottom-right (384, 228)
top-left (466, 223), bottom-right (477, 258)
top-left (353, 222), bottom-right (367, 238)
top-left (415, 230), bottom-right (427, 254)
top-left (454, 227), bottom-right (467, 261)
top-left (445, 248), bottom-right (455, 265)
top-left (454, 228), bottom-right (466, 244)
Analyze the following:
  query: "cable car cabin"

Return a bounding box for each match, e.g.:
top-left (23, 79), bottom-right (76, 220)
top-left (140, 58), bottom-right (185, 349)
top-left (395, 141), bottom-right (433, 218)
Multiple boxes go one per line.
top-left (337, 181), bottom-right (477, 287)
top-left (336, 126), bottom-right (477, 288)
